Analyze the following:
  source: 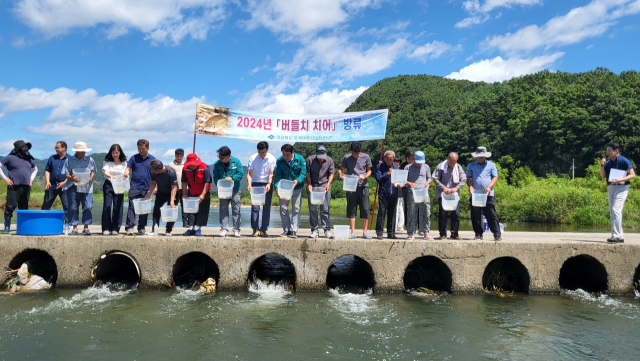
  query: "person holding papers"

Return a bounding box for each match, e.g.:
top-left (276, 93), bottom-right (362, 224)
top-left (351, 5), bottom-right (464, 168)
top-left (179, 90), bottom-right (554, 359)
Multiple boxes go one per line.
top-left (600, 142), bottom-right (635, 243)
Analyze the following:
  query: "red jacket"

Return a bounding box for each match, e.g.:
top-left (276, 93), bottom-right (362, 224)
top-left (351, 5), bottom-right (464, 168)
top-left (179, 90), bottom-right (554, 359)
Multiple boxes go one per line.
top-left (184, 162), bottom-right (212, 196)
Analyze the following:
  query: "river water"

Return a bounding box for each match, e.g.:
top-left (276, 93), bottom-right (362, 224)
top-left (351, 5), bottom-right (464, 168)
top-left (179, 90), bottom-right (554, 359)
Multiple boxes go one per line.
top-left (1, 286), bottom-right (640, 360)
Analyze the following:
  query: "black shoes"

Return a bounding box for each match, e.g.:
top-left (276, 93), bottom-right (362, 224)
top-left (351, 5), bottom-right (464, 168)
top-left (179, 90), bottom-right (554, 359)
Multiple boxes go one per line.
top-left (607, 237), bottom-right (624, 243)
top-left (280, 231), bottom-right (290, 238)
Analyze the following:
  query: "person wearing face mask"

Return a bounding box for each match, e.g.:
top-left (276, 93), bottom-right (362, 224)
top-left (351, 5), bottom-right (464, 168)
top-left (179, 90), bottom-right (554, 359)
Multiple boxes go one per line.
top-left (306, 145), bottom-right (335, 239)
top-left (0, 140), bottom-right (38, 233)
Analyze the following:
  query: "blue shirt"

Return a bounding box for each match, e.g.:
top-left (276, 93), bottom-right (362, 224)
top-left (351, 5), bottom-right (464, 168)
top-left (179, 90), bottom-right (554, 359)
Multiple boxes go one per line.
top-left (127, 154), bottom-right (156, 190)
top-left (605, 155), bottom-right (633, 185)
top-left (375, 162), bottom-right (399, 197)
top-left (65, 155), bottom-right (97, 193)
top-left (466, 160), bottom-right (498, 197)
top-left (45, 154), bottom-right (69, 189)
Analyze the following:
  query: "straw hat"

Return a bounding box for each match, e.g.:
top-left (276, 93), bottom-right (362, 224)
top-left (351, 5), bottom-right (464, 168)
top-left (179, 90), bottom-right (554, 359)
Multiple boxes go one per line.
top-left (71, 142), bottom-right (92, 152)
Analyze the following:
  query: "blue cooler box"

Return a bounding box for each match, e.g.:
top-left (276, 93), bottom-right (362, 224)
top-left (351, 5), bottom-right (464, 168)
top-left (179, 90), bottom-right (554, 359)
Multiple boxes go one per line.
top-left (15, 210), bottom-right (66, 236)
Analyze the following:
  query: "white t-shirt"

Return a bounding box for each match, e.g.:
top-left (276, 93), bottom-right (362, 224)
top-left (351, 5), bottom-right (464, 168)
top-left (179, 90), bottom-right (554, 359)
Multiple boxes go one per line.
top-left (103, 161), bottom-right (127, 178)
top-left (247, 152), bottom-right (276, 183)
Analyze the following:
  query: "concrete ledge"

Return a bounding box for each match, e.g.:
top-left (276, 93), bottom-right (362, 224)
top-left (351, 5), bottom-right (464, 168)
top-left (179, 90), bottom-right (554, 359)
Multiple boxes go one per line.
top-left (1, 227), bottom-right (639, 293)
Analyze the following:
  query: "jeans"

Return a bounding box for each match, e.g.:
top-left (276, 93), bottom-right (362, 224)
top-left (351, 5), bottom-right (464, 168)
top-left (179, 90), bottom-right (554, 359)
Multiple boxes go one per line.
top-left (608, 184), bottom-right (628, 239)
top-left (309, 189), bottom-right (331, 232)
top-left (470, 195), bottom-right (501, 238)
top-left (4, 185), bottom-right (30, 220)
top-left (376, 195), bottom-right (398, 236)
top-left (41, 188), bottom-right (69, 224)
top-left (251, 182), bottom-right (273, 231)
top-left (279, 188), bottom-right (302, 232)
top-left (126, 188), bottom-right (149, 231)
top-left (102, 180), bottom-right (124, 233)
top-left (67, 185), bottom-right (93, 227)
top-left (438, 196), bottom-right (460, 237)
top-left (220, 190), bottom-right (241, 231)
top-left (406, 189), bottom-right (430, 236)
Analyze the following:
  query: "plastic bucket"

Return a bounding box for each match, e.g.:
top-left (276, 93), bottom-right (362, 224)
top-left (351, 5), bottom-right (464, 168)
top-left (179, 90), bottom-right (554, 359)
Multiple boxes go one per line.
top-left (74, 171), bottom-right (90, 186)
top-left (15, 210), bottom-right (66, 236)
top-left (217, 179), bottom-right (234, 199)
top-left (251, 187), bottom-right (266, 206)
top-left (412, 187), bottom-right (429, 203)
top-left (441, 192), bottom-right (459, 211)
top-left (343, 175), bottom-right (358, 192)
top-left (334, 225), bottom-right (350, 239)
top-left (471, 190), bottom-right (488, 207)
top-left (278, 180), bottom-right (295, 200)
top-left (160, 205), bottom-right (178, 222)
top-left (310, 187), bottom-right (326, 205)
top-left (183, 198), bottom-right (200, 213)
top-left (112, 176), bottom-right (130, 194)
top-left (390, 169), bottom-right (408, 186)
top-left (132, 199), bottom-right (153, 215)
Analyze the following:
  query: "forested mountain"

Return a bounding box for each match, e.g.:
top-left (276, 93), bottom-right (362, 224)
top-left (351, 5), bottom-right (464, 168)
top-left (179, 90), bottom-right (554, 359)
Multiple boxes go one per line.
top-left (295, 68), bottom-right (640, 178)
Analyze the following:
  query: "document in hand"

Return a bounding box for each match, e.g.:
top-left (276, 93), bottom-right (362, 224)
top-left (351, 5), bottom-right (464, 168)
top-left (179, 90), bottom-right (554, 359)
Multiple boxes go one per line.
top-left (608, 168), bottom-right (627, 182)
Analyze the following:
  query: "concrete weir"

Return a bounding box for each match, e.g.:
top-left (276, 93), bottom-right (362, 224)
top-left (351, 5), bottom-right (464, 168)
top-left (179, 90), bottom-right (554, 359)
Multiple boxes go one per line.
top-left (2, 227), bottom-right (640, 294)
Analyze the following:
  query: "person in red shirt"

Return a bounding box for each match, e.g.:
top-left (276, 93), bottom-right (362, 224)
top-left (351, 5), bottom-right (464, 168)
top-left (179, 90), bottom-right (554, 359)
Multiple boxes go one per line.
top-left (181, 154), bottom-right (212, 236)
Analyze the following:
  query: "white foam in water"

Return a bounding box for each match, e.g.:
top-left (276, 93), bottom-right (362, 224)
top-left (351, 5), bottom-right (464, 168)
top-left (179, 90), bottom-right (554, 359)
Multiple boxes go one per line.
top-left (326, 288), bottom-right (390, 325)
top-left (27, 284), bottom-right (134, 315)
top-left (408, 290), bottom-right (443, 301)
top-left (562, 288), bottom-right (640, 320)
top-left (245, 280), bottom-right (293, 307)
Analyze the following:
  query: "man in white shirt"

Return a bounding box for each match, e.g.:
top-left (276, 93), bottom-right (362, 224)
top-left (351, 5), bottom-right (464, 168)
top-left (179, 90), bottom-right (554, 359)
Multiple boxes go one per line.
top-left (247, 141), bottom-right (276, 237)
top-left (166, 149), bottom-right (188, 227)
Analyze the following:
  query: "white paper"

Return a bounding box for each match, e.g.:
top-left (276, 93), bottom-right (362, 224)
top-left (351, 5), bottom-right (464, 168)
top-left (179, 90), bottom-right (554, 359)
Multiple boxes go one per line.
top-left (608, 168), bottom-right (627, 182)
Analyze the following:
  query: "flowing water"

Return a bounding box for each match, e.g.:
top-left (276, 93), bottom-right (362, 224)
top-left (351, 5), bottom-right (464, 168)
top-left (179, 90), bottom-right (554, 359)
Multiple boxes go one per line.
top-left (1, 287), bottom-right (640, 360)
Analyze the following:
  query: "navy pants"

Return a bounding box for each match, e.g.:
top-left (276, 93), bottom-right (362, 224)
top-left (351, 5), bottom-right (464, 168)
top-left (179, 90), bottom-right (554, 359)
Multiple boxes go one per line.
top-left (470, 196), bottom-right (501, 238)
top-left (251, 182), bottom-right (273, 231)
top-left (102, 181), bottom-right (124, 233)
top-left (376, 195), bottom-right (398, 236)
top-left (41, 188), bottom-right (69, 225)
top-left (126, 188), bottom-right (149, 231)
top-left (4, 185), bottom-right (30, 220)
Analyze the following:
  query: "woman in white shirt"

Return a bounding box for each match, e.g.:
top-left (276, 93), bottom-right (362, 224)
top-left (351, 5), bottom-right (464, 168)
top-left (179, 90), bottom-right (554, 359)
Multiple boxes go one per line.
top-left (102, 144), bottom-right (128, 235)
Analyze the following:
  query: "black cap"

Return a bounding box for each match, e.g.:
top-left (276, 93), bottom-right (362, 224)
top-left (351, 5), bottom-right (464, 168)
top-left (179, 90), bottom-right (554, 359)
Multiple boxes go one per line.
top-left (316, 145), bottom-right (327, 155)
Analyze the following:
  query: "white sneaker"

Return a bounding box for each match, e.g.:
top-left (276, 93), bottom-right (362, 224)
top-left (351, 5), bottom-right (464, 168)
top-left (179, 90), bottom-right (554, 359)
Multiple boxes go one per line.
top-left (126, 228), bottom-right (133, 235)
top-left (165, 233), bottom-right (172, 237)
top-left (325, 230), bottom-right (334, 239)
top-left (110, 231), bottom-right (119, 235)
top-left (102, 231), bottom-right (110, 236)
top-left (220, 229), bottom-right (228, 237)
top-left (310, 230), bottom-right (319, 238)
top-left (234, 230), bottom-right (241, 237)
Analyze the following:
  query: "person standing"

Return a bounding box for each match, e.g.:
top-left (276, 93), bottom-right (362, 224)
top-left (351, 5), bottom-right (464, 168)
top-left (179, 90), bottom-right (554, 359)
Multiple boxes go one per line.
top-left (65, 142), bottom-right (96, 235)
top-left (374, 150), bottom-right (402, 239)
top-left (145, 160), bottom-right (178, 236)
top-left (306, 145), bottom-right (335, 239)
top-left (400, 150), bottom-right (416, 229)
top-left (247, 141), bottom-right (276, 237)
top-left (393, 156), bottom-right (405, 232)
top-left (466, 146), bottom-right (501, 241)
top-left (404, 151), bottom-right (432, 240)
top-left (124, 139), bottom-right (155, 235)
top-left (213, 146), bottom-right (244, 237)
top-left (167, 149), bottom-right (188, 228)
top-left (274, 144), bottom-right (306, 239)
top-left (338, 141), bottom-right (373, 239)
top-left (600, 142), bottom-right (635, 243)
top-left (102, 144), bottom-right (127, 235)
top-left (41, 141), bottom-right (69, 233)
top-left (182, 153), bottom-right (212, 236)
top-left (0, 140), bottom-right (38, 233)
top-left (432, 152), bottom-right (467, 240)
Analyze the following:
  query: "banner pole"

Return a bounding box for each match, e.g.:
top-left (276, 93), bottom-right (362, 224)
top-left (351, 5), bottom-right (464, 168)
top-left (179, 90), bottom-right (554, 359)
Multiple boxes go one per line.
top-left (369, 139), bottom-right (385, 233)
top-left (193, 104), bottom-right (198, 153)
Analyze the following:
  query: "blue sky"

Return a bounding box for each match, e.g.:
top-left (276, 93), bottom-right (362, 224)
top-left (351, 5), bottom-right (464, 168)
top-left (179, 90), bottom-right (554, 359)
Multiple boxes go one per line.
top-left (1, 0), bottom-right (639, 162)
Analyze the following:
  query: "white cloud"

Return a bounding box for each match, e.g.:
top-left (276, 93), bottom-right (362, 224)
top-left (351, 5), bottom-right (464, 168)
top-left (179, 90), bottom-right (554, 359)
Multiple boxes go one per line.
top-left (483, 0), bottom-right (640, 54)
top-left (457, 0), bottom-right (541, 28)
top-left (408, 40), bottom-right (462, 61)
top-left (13, 0), bottom-right (226, 44)
top-left (445, 52), bottom-right (564, 83)
top-left (262, 86), bottom-right (369, 114)
top-left (0, 85), bottom-right (204, 154)
top-left (455, 15), bottom-right (488, 28)
top-left (11, 37), bottom-right (28, 48)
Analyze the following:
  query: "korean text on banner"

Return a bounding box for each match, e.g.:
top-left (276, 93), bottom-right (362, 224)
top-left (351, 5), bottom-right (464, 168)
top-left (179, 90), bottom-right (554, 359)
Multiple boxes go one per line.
top-left (195, 103), bottom-right (388, 142)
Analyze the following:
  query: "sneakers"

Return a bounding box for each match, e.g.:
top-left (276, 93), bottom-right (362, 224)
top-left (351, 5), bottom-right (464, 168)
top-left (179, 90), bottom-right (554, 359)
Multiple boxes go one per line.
top-left (194, 229), bottom-right (202, 236)
top-left (183, 229), bottom-right (196, 236)
top-left (387, 234), bottom-right (398, 239)
top-left (82, 229), bottom-right (91, 235)
top-left (103, 231), bottom-right (110, 236)
top-left (436, 235), bottom-right (447, 240)
top-left (220, 229), bottom-right (228, 237)
top-left (71, 230), bottom-right (79, 235)
top-left (407, 235), bottom-right (414, 240)
top-left (280, 231), bottom-right (290, 238)
top-left (376, 234), bottom-right (384, 240)
top-left (289, 231), bottom-right (297, 239)
top-left (450, 235), bottom-right (462, 240)
top-left (234, 230), bottom-right (241, 237)
top-left (165, 233), bottom-right (172, 237)
top-left (607, 237), bottom-right (624, 243)
top-left (325, 230), bottom-right (334, 239)
top-left (259, 230), bottom-right (268, 237)
top-left (111, 231), bottom-right (119, 236)
top-left (494, 237), bottom-right (502, 241)
top-left (126, 228), bottom-right (134, 235)
top-left (137, 229), bottom-right (146, 236)
top-left (473, 235), bottom-right (483, 240)
top-left (252, 229), bottom-right (259, 237)
top-left (310, 230), bottom-right (319, 238)
top-left (424, 234), bottom-right (434, 240)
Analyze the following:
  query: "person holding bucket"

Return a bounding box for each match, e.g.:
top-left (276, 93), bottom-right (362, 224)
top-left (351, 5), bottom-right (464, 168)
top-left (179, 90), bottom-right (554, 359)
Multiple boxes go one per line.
top-left (124, 139), bottom-right (155, 235)
top-left (247, 141), bottom-right (276, 237)
top-left (338, 141), bottom-right (373, 239)
top-left (466, 146), bottom-right (501, 241)
top-left (432, 152), bottom-right (467, 240)
top-left (374, 150), bottom-right (402, 239)
top-left (0, 140), bottom-right (38, 233)
top-left (403, 151), bottom-right (432, 240)
top-left (145, 160), bottom-right (178, 236)
top-left (306, 145), bottom-right (335, 239)
top-left (213, 146), bottom-right (244, 237)
top-left (181, 153), bottom-right (212, 236)
top-left (65, 142), bottom-right (96, 235)
top-left (275, 144), bottom-right (306, 239)
top-left (102, 144), bottom-right (127, 235)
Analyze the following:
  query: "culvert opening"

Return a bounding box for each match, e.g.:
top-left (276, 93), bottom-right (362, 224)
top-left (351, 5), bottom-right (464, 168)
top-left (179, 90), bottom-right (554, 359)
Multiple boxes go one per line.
top-left (7, 248), bottom-right (58, 286)
top-left (92, 251), bottom-right (141, 288)
top-left (248, 253), bottom-right (296, 289)
top-left (326, 255), bottom-right (375, 293)
top-left (559, 254), bottom-right (607, 293)
top-left (172, 252), bottom-right (219, 289)
top-left (403, 256), bottom-right (452, 292)
top-left (482, 257), bottom-right (530, 293)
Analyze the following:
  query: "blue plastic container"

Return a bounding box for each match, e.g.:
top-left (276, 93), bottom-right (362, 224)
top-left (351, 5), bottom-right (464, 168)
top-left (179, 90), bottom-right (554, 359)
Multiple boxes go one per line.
top-left (15, 210), bottom-right (66, 236)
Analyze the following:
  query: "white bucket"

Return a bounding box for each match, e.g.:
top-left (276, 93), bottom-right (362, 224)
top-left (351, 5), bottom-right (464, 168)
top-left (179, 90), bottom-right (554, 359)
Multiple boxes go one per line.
top-left (183, 198), bottom-right (200, 213)
top-left (132, 199), bottom-right (153, 215)
top-left (343, 175), bottom-right (358, 192)
top-left (217, 179), bottom-right (234, 199)
top-left (251, 187), bottom-right (266, 206)
top-left (471, 190), bottom-right (488, 207)
top-left (441, 192), bottom-right (459, 211)
top-left (278, 179), bottom-right (295, 200)
top-left (310, 187), bottom-right (326, 205)
top-left (334, 225), bottom-right (350, 239)
top-left (160, 205), bottom-right (178, 222)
